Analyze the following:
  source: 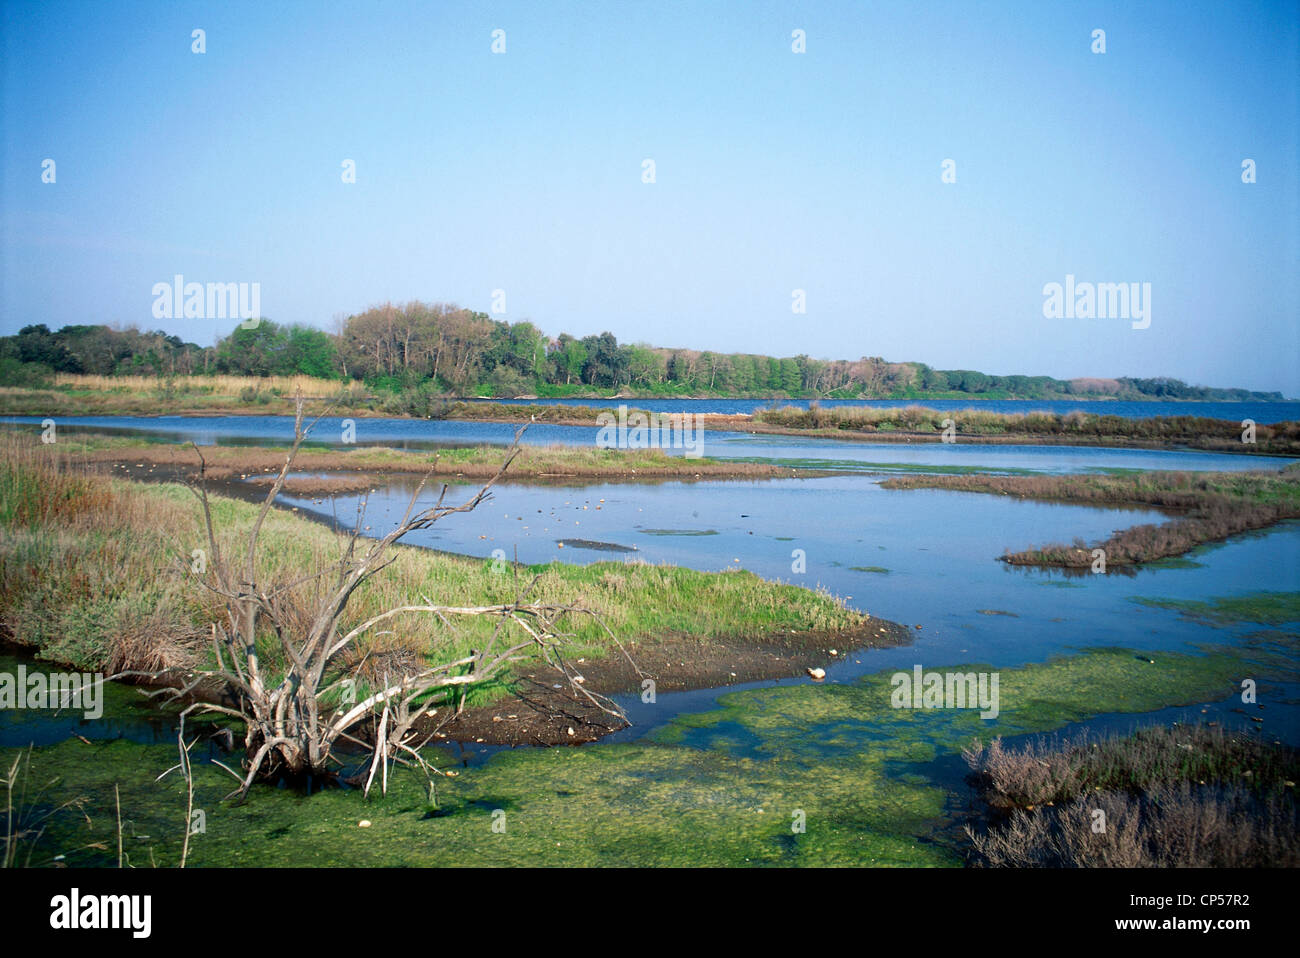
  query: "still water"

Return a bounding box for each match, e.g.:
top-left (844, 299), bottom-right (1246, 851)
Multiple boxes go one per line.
top-left (3, 414), bottom-right (1294, 475)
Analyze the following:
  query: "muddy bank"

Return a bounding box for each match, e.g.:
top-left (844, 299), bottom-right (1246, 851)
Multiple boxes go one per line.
top-left (427, 620), bottom-right (914, 746)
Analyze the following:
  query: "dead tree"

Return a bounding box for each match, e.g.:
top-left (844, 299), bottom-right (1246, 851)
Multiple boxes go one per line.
top-left (126, 396), bottom-right (628, 800)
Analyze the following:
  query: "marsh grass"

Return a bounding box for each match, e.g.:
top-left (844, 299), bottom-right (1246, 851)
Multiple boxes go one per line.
top-left (756, 404), bottom-right (1300, 453)
top-left (963, 725), bottom-right (1298, 809)
top-left (52, 373), bottom-right (342, 395)
top-left (0, 432), bottom-right (864, 706)
top-left (0, 375), bottom-right (367, 418)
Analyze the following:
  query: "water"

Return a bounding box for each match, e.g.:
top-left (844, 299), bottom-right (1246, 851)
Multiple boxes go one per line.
top-left (474, 397), bottom-right (1300, 423)
top-left (4, 415), bottom-right (1294, 475)
top-left (280, 474), bottom-right (1300, 684)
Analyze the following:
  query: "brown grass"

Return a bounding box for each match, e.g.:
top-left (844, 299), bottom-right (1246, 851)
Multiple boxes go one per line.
top-left (52, 373), bottom-right (342, 395)
top-left (880, 468), bottom-right (1300, 568)
top-left (755, 404), bottom-right (1300, 454)
top-left (963, 726), bottom-right (1300, 867)
top-left (967, 784), bottom-right (1299, 867)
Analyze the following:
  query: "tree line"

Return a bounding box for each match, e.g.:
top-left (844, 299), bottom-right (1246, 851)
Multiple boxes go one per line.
top-left (0, 303), bottom-right (1285, 402)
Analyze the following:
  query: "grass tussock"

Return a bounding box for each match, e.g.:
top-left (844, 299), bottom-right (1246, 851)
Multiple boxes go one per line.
top-left (880, 468), bottom-right (1300, 568)
top-left (962, 726), bottom-right (1300, 867)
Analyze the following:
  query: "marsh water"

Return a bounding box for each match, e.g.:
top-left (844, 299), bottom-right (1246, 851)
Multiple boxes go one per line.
top-left (2, 410), bottom-right (1298, 866)
top-left (477, 396), bottom-right (1300, 423)
top-left (3, 412), bottom-right (1294, 475)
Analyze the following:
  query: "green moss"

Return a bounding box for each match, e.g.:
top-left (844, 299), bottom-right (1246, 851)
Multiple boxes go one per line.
top-left (1133, 591), bottom-right (1300, 627)
top-left (7, 736), bottom-right (955, 868)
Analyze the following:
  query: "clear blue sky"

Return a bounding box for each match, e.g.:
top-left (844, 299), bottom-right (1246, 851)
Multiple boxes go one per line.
top-left (3, 0), bottom-right (1297, 393)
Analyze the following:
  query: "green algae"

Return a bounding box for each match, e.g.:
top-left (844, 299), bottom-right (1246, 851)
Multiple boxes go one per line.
top-left (6, 736), bottom-right (954, 868)
top-left (2, 645), bottom-right (1286, 868)
top-left (1132, 591), bottom-right (1300, 628)
top-left (638, 528), bottom-right (719, 537)
top-left (651, 648), bottom-right (1253, 761)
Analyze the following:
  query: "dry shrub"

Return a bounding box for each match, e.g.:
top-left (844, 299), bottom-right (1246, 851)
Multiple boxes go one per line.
top-left (964, 727), bottom-right (1300, 866)
top-left (967, 785), bottom-right (1300, 867)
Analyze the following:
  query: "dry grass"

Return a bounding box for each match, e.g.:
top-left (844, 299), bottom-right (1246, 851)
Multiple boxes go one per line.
top-left (963, 726), bottom-right (1300, 867)
top-left (755, 404), bottom-right (1300, 454)
top-left (963, 725), bottom-right (1298, 809)
top-left (52, 373), bottom-right (342, 396)
top-left (967, 784), bottom-right (1299, 867)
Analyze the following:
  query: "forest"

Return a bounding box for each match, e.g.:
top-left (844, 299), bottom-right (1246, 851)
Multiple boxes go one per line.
top-left (0, 302), bottom-right (1285, 401)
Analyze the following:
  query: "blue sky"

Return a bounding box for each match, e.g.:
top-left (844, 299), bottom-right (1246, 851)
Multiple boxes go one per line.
top-left (2, 0), bottom-right (1297, 393)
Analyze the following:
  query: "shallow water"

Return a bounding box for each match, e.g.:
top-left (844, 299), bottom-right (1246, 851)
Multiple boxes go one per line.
top-left (3, 414), bottom-right (1294, 475)
top-left (279, 473), bottom-right (1300, 740)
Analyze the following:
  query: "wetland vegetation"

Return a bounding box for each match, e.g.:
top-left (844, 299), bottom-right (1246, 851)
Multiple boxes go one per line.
top-left (881, 467), bottom-right (1300, 569)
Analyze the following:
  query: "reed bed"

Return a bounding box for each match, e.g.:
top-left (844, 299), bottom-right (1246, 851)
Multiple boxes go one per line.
top-left (51, 372), bottom-right (343, 395)
top-left (755, 403), bottom-right (1300, 452)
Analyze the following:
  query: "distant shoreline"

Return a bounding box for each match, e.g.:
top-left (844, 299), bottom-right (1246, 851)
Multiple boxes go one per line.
top-left (5, 384), bottom-right (1296, 456)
